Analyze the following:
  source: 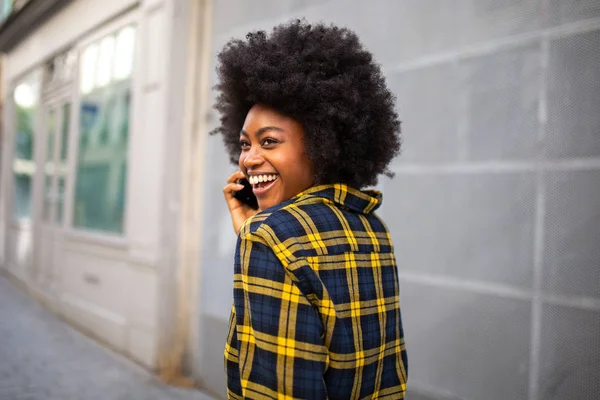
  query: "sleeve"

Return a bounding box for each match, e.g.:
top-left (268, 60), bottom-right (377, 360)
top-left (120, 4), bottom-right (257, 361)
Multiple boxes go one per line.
top-left (225, 304), bottom-right (243, 399)
top-left (232, 232), bottom-right (328, 399)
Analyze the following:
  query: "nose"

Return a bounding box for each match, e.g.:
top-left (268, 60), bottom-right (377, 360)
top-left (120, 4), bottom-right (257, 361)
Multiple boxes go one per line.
top-left (242, 146), bottom-right (264, 169)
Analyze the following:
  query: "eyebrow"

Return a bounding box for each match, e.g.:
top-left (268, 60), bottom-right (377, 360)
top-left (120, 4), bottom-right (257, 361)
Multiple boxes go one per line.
top-left (240, 126), bottom-right (284, 138)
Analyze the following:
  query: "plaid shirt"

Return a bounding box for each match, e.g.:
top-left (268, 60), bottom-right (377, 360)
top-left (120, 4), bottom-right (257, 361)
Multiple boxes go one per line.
top-left (225, 184), bottom-right (407, 399)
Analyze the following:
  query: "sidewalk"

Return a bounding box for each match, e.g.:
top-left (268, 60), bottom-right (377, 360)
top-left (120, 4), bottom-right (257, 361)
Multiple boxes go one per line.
top-left (0, 274), bottom-right (215, 400)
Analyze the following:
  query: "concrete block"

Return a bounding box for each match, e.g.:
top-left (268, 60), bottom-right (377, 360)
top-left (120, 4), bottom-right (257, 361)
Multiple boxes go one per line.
top-left (539, 303), bottom-right (600, 400)
top-left (462, 41), bottom-right (542, 160)
top-left (543, 170), bottom-right (600, 299)
top-left (384, 172), bottom-right (536, 287)
top-left (546, 30), bottom-right (600, 159)
top-left (400, 282), bottom-right (531, 400)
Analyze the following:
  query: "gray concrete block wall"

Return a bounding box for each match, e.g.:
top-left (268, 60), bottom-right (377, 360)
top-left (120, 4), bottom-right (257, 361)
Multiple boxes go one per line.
top-left (546, 30), bottom-right (600, 158)
top-left (543, 170), bottom-right (600, 299)
top-left (385, 173), bottom-right (537, 287)
top-left (197, 1), bottom-right (600, 398)
top-left (400, 282), bottom-right (532, 399)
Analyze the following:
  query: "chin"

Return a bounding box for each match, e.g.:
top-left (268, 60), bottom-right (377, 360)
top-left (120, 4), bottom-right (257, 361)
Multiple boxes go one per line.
top-left (258, 195), bottom-right (283, 211)
top-left (258, 200), bottom-right (274, 210)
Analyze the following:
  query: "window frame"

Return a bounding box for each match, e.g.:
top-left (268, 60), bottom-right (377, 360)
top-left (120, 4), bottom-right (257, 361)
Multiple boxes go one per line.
top-left (64, 10), bottom-right (140, 242)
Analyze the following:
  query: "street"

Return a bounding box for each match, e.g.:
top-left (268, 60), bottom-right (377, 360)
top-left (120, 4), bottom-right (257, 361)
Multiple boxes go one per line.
top-left (0, 274), bottom-right (215, 400)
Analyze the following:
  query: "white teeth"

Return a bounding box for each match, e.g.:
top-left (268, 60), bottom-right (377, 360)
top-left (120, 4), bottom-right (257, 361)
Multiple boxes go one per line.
top-left (249, 174), bottom-right (277, 185)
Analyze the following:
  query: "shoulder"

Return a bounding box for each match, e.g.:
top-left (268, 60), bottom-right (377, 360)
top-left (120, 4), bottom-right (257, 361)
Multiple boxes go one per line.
top-left (238, 192), bottom-right (336, 246)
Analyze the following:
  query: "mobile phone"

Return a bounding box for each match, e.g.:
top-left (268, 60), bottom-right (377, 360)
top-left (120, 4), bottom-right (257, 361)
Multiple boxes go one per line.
top-left (233, 178), bottom-right (259, 209)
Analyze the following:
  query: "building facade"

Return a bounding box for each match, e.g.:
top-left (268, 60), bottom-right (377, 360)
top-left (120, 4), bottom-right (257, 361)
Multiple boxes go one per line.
top-left (1, 1), bottom-right (599, 400)
top-left (0, 0), bottom-right (208, 377)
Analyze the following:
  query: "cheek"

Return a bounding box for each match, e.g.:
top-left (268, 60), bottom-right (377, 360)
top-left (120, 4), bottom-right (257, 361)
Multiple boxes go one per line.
top-left (283, 155), bottom-right (313, 185)
top-left (293, 149), bottom-right (313, 178)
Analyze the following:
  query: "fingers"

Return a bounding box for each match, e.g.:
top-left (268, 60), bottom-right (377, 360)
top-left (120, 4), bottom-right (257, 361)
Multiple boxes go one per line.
top-left (227, 170), bottom-right (246, 184)
top-left (223, 170), bottom-right (245, 199)
top-left (223, 182), bottom-right (244, 198)
top-left (223, 170), bottom-right (259, 234)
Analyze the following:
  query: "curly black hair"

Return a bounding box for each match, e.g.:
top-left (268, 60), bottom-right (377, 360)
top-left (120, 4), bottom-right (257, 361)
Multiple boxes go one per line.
top-left (211, 19), bottom-right (401, 189)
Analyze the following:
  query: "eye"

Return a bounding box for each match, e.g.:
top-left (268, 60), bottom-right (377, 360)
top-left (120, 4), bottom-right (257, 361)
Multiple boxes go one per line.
top-left (262, 138), bottom-right (278, 147)
top-left (239, 140), bottom-right (250, 150)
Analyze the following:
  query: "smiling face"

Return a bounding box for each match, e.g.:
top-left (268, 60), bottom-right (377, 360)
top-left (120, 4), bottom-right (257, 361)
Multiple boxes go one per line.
top-left (238, 104), bottom-right (315, 210)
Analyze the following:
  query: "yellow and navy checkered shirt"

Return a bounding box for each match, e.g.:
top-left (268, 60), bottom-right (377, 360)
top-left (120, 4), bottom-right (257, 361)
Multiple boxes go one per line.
top-left (225, 184), bottom-right (407, 399)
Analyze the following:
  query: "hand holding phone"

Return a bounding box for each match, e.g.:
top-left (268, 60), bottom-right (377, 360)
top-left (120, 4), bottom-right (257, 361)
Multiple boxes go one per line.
top-left (233, 178), bottom-right (259, 210)
top-left (224, 171), bottom-right (260, 235)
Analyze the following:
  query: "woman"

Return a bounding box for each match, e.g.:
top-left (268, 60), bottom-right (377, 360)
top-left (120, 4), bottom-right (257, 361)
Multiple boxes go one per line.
top-left (215, 20), bottom-right (407, 399)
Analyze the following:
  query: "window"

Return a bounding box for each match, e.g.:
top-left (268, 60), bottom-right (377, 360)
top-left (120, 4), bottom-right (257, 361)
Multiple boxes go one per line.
top-left (42, 109), bottom-right (56, 221)
top-left (57, 102), bottom-right (70, 224)
top-left (42, 101), bottom-right (71, 225)
top-left (12, 73), bottom-right (40, 220)
top-left (1, 0), bottom-right (13, 23)
top-left (73, 25), bottom-right (136, 234)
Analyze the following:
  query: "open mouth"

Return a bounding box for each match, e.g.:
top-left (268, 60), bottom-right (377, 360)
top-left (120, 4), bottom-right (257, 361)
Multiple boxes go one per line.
top-left (248, 174), bottom-right (279, 195)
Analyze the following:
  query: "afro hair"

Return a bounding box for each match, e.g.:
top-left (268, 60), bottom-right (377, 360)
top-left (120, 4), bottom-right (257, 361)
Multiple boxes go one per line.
top-left (211, 19), bottom-right (401, 189)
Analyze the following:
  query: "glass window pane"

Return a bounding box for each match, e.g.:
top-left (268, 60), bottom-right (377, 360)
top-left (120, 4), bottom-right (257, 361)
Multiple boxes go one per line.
top-left (56, 177), bottom-right (65, 225)
top-left (46, 110), bottom-right (56, 159)
top-left (114, 26), bottom-right (136, 80)
top-left (12, 75), bottom-right (40, 220)
top-left (80, 44), bottom-right (98, 95)
top-left (96, 35), bottom-right (115, 88)
top-left (12, 174), bottom-right (32, 219)
top-left (43, 110), bottom-right (56, 222)
top-left (1, 0), bottom-right (12, 22)
top-left (60, 103), bottom-right (71, 161)
top-left (56, 102), bottom-right (71, 226)
top-left (14, 85), bottom-right (36, 160)
top-left (74, 26), bottom-right (135, 234)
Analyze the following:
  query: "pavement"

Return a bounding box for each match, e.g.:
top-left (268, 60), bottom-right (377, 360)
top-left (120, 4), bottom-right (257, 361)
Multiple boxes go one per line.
top-left (0, 273), bottom-right (215, 400)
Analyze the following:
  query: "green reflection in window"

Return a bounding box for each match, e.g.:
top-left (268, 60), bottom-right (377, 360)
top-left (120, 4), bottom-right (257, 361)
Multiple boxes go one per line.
top-left (12, 75), bottom-right (39, 220)
top-left (56, 102), bottom-right (71, 225)
top-left (12, 174), bottom-right (32, 219)
top-left (73, 25), bottom-right (135, 234)
top-left (56, 177), bottom-right (65, 224)
top-left (43, 110), bottom-right (56, 222)
top-left (60, 103), bottom-right (70, 161)
top-left (15, 104), bottom-right (35, 160)
top-left (1, 0), bottom-right (12, 22)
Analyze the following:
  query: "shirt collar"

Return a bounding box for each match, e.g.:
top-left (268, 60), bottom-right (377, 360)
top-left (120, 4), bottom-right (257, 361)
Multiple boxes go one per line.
top-left (295, 184), bottom-right (382, 214)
